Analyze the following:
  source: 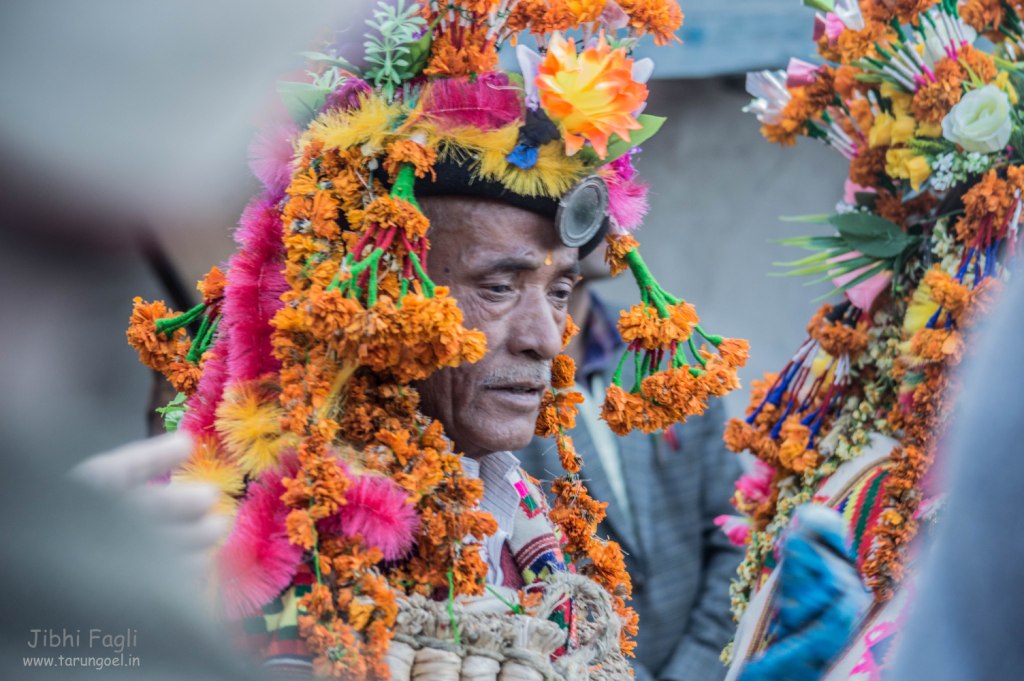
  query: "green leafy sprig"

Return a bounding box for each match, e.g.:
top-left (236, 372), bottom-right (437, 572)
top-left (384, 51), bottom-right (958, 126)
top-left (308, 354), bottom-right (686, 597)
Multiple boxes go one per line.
top-left (364, 0), bottom-right (429, 102)
top-left (156, 392), bottom-right (188, 433)
top-left (773, 212), bottom-right (922, 301)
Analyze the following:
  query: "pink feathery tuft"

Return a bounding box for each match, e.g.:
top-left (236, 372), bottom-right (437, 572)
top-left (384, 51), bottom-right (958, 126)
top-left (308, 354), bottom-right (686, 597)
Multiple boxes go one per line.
top-left (321, 475), bottom-right (420, 561)
top-left (235, 193), bottom-right (284, 250)
top-left (735, 459), bottom-right (775, 505)
top-left (420, 73), bottom-right (523, 131)
top-left (180, 333), bottom-right (231, 438)
top-left (603, 153), bottom-right (650, 234)
top-left (217, 455), bottom-right (303, 618)
top-left (248, 123), bottom-right (299, 195)
top-left (714, 514), bottom-right (752, 547)
top-left (224, 192), bottom-right (287, 382)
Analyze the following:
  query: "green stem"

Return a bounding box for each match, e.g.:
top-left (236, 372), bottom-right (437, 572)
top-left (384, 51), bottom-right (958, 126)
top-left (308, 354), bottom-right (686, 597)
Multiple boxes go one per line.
top-left (639, 350), bottom-right (653, 380)
top-left (671, 343), bottom-right (688, 369)
top-left (310, 495), bottom-right (323, 586)
top-left (446, 570), bottom-right (461, 645)
top-left (612, 350), bottom-right (629, 387)
top-left (408, 251), bottom-right (436, 298)
top-left (390, 163), bottom-right (420, 208)
top-left (186, 315), bottom-right (220, 364)
top-left (687, 335), bottom-right (708, 367)
top-left (155, 303), bottom-right (206, 336)
top-left (694, 325), bottom-right (723, 347)
top-left (366, 252), bottom-right (382, 308)
top-left (625, 248), bottom-right (678, 317)
top-left (326, 254), bottom-right (355, 291)
top-left (485, 585), bottom-right (523, 614)
top-left (632, 350), bottom-right (643, 393)
top-left (398, 276), bottom-right (409, 305)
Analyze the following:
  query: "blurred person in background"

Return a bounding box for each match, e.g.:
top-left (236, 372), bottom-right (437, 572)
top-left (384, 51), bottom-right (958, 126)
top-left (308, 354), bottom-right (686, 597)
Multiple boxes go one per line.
top-left (517, 240), bottom-right (744, 681)
top-left (0, 1), bottom-right (371, 677)
top-left (888, 272), bottom-right (1024, 681)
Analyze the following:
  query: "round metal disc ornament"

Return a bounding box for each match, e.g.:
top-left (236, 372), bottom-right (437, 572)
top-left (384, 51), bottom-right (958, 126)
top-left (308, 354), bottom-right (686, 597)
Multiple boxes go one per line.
top-left (556, 175), bottom-right (609, 249)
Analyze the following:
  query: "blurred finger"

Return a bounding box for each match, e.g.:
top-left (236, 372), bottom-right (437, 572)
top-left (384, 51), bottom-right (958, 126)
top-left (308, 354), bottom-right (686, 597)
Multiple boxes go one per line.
top-left (72, 431), bottom-right (193, 492)
top-left (125, 483), bottom-right (221, 523)
top-left (157, 513), bottom-right (232, 553)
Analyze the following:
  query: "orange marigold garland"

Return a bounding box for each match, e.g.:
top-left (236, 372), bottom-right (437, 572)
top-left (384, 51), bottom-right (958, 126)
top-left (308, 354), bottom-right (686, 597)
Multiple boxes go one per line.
top-left (127, 265), bottom-right (227, 394)
top-left (601, 235), bottom-right (747, 435)
top-left (266, 135), bottom-right (499, 673)
top-left (541, 317), bottom-right (639, 657)
top-left (720, 301), bottom-right (879, 620)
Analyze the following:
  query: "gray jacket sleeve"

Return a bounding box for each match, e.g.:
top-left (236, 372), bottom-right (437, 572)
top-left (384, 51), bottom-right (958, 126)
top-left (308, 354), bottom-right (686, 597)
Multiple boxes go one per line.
top-left (659, 402), bottom-right (743, 681)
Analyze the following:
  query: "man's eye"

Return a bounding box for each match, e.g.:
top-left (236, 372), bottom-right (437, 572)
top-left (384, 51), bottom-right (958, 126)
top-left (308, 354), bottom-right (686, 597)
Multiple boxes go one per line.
top-left (550, 287), bottom-right (572, 301)
top-left (483, 284), bottom-right (514, 295)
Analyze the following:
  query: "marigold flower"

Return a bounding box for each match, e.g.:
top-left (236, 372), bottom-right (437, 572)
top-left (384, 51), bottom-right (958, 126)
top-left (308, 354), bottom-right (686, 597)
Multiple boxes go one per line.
top-left (556, 434), bottom-right (583, 474)
top-left (601, 383), bottom-right (645, 436)
top-left (383, 139), bottom-right (437, 182)
top-left (813, 319), bottom-right (870, 359)
top-left (849, 146), bottom-right (889, 188)
top-left (641, 367), bottom-right (707, 417)
top-left (551, 353), bottom-right (577, 389)
top-left (424, 27), bottom-right (499, 78)
top-left (836, 21), bottom-right (894, 64)
top-left (616, 0), bottom-right (684, 46)
top-left (536, 33), bottom-right (648, 158)
top-left (777, 418), bottom-right (819, 473)
top-left (923, 266), bottom-right (970, 323)
top-left (723, 418), bottom-right (757, 453)
top-left (910, 328), bottom-right (964, 364)
top-left (362, 194), bottom-right (430, 240)
top-left (567, 0), bottom-right (606, 23)
top-left (535, 388), bottom-right (584, 436)
top-left (761, 90), bottom-right (812, 146)
top-left (285, 508), bottom-right (318, 550)
top-left (617, 304), bottom-right (659, 348)
top-left (126, 297), bottom-right (184, 367)
top-left (717, 338), bottom-right (750, 368)
top-left (700, 357), bottom-right (741, 398)
top-left (198, 266), bottom-right (227, 303)
top-left (618, 302), bottom-right (697, 350)
top-left (961, 0), bottom-right (1004, 38)
top-left (605, 233), bottom-right (639, 276)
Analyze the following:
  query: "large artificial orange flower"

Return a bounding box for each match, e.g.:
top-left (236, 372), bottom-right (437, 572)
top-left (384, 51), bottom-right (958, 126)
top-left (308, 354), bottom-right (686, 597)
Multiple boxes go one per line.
top-left (536, 33), bottom-right (648, 158)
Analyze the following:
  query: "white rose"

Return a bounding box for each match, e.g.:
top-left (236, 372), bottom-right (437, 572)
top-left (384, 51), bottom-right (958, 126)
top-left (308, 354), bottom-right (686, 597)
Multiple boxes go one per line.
top-left (942, 85), bottom-right (1013, 153)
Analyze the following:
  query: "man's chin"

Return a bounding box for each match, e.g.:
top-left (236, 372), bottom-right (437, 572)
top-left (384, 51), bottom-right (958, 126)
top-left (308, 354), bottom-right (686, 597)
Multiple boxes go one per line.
top-left (464, 416), bottom-right (538, 456)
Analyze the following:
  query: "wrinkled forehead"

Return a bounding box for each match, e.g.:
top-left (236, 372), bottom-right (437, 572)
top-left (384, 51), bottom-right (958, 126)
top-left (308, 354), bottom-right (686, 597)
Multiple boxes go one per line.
top-left (421, 196), bottom-right (578, 270)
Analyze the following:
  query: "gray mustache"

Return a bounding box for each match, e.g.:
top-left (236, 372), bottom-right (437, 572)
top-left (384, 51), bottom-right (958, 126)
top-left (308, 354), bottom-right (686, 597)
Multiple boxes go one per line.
top-left (481, 364), bottom-right (551, 388)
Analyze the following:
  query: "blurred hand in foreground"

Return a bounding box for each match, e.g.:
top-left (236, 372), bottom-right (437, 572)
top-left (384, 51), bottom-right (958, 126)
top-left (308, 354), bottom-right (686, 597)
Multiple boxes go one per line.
top-left (71, 432), bottom-right (230, 574)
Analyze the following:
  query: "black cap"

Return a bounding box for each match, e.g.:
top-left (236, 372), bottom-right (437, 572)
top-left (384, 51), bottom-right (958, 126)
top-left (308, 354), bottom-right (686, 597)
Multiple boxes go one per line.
top-left (407, 159), bottom-right (608, 258)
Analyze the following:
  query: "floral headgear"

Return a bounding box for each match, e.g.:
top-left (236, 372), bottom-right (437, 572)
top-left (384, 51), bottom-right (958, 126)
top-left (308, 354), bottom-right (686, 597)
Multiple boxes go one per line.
top-left (126, 1), bottom-right (747, 678)
top-left (720, 0), bottom-right (1019, 664)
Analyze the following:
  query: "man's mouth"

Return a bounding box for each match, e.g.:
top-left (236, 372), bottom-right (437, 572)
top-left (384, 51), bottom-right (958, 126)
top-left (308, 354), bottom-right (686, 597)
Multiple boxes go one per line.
top-left (486, 382), bottom-right (544, 396)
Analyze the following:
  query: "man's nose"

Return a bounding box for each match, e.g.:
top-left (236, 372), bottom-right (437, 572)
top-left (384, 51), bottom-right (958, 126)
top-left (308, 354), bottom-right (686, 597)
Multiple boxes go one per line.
top-left (506, 288), bottom-right (564, 361)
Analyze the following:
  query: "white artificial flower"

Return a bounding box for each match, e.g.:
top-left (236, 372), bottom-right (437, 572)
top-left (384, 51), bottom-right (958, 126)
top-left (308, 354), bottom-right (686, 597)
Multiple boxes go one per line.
top-left (743, 70), bottom-right (790, 125)
top-left (942, 85), bottom-right (1013, 153)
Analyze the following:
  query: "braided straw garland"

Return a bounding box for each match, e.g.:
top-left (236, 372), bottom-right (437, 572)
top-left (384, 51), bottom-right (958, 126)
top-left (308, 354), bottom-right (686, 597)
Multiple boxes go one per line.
top-left (385, 573), bottom-right (631, 681)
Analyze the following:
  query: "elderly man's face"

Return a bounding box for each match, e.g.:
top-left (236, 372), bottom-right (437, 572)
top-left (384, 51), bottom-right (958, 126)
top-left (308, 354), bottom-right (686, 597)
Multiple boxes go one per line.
top-left (416, 197), bottom-right (579, 459)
